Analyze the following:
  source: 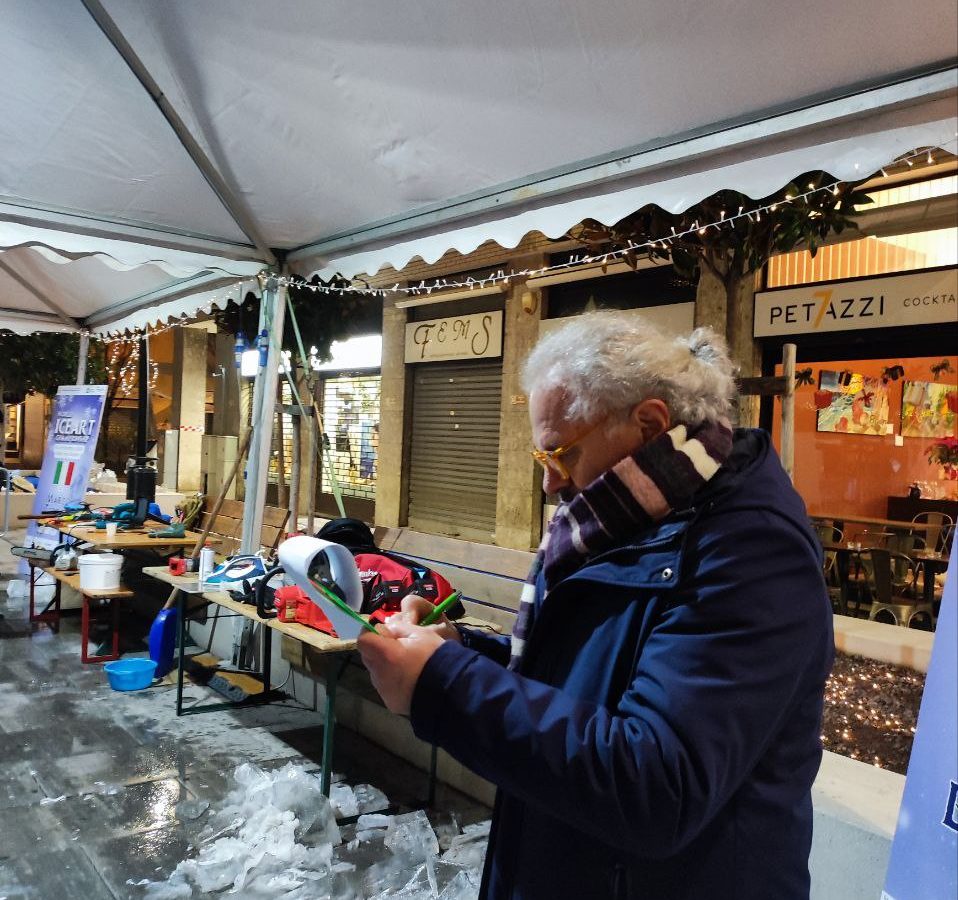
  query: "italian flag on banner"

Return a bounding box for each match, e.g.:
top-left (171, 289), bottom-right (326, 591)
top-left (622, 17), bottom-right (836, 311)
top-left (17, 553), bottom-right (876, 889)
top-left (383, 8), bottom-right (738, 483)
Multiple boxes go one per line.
top-left (53, 460), bottom-right (75, 486)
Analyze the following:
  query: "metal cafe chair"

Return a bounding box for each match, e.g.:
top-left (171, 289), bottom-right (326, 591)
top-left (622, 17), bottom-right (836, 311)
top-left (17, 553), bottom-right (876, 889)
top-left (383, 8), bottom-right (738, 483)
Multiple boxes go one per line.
top-left (862, 548), bottom-right (934, 630)
top-left (886, 531), bottom-right (919, 557)
top-left (841, 549), bottom-right (874, 619)
top-left (911, 512), bottom-right (954, 555)
top-left (942, 523), bottom-right (955, 556)
top-left (813, 523), bottom-right (847, 615)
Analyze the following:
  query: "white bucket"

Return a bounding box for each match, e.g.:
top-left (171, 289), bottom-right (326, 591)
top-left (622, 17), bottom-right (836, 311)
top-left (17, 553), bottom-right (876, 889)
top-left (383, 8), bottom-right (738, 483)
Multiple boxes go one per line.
top-left (78, 553), bottom-right (123, 591)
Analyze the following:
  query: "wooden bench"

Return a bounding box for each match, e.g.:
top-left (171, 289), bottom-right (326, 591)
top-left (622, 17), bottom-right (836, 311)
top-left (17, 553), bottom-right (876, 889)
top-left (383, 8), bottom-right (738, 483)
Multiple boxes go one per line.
top-left (29, 565), bottom-right (135, 664)
top-left (196, 498), bottom-right (290, 558)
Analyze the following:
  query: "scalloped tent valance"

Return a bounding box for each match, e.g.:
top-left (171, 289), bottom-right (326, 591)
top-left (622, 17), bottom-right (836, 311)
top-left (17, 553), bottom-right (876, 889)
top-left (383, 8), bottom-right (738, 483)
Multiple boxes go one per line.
top-left (0, 1), bottom-right (955, 335)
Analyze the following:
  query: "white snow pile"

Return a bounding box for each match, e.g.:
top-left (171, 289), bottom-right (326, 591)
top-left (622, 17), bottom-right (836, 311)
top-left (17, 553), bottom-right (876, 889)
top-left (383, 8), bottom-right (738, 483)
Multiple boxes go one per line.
top-left (140, 763), bottom-right (488, 900)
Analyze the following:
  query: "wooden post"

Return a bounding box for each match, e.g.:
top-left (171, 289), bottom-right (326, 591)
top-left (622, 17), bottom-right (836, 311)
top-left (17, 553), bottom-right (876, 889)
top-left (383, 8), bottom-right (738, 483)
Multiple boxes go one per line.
top-left (290, 408), bottom-right (301, 532)
top-left (307, 414), bottom-right (318, 533)
top-left (781, 343), bottom-right (797, 482)
top-left (75, 332), bottom-right (90, 385)
top-left (275, 395), bottom-right (287, 510)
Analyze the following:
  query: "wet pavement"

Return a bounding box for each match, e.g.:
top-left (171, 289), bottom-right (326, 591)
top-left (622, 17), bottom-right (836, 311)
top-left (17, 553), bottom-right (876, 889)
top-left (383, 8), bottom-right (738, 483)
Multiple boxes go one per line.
top-left (0, 548), bottom-right (489, 899)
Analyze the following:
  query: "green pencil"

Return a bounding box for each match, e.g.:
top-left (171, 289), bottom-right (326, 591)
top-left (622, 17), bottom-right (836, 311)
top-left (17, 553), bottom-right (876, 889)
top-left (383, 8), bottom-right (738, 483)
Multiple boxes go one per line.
top-left (308, 577), bottom-right (379, 634)
top-left (420, 590), bottom-right (463, 627)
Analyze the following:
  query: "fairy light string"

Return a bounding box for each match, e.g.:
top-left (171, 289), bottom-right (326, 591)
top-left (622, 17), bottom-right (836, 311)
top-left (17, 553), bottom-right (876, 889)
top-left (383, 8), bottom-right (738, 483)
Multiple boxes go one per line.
top-left (94, 143), bottom-right (954, 339)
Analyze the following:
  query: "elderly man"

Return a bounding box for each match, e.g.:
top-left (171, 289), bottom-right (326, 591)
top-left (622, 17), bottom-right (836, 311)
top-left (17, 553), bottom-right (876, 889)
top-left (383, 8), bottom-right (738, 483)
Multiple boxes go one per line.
top-left (358, 312), bottom-right (833, 900)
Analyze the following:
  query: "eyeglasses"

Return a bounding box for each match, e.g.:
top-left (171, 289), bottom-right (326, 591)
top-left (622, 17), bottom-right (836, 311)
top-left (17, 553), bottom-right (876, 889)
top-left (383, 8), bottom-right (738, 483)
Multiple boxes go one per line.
top-left (530, 417), bottom-right (606, 480)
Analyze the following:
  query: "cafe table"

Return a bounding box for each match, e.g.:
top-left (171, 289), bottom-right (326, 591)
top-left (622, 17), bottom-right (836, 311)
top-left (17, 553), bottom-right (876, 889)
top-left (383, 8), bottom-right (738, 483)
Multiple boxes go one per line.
top-left (811, 513), bottom-right (935, 533)
top-left (42, 520), bottom-right (212, 552)
top-left (911, 550), bottom-right (950, 606)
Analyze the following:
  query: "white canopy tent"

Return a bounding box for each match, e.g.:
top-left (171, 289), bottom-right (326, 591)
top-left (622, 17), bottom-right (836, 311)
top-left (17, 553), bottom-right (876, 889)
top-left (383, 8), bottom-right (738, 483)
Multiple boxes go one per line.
top-left (0, 0), bottom-right (955, 567)
top-left (0, 0), bottom-right (955, 335)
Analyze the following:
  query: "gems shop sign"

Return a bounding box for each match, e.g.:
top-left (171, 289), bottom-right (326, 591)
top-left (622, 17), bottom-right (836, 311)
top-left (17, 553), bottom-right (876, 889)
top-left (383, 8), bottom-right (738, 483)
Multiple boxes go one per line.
top-left (405, 311), bottom-right (503, 363)
top-left (754, 267), bottom-right (957, 337)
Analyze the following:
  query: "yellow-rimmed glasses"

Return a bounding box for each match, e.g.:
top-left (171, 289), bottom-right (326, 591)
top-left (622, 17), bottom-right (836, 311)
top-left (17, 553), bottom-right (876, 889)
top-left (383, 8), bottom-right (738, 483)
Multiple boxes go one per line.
top-left (530, 418), bottom-right (606, 480)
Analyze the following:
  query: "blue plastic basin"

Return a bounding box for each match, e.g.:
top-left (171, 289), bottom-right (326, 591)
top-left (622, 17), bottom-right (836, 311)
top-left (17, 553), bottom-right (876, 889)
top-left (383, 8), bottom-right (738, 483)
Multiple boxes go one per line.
top-left (104, 658), bottom-right (157, 691)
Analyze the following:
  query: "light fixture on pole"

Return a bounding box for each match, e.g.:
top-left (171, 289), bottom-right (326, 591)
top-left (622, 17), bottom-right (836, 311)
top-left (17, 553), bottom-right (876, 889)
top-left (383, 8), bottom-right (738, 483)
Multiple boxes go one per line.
top-left (240, 349), bottom-right (260, 378)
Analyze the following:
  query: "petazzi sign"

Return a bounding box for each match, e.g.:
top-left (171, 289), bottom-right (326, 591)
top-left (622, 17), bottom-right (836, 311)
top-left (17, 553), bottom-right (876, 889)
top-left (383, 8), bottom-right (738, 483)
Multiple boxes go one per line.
top-left (405, 310), bottom-right (503, 363)
top-left (753, 267), bottom-right (957, 337)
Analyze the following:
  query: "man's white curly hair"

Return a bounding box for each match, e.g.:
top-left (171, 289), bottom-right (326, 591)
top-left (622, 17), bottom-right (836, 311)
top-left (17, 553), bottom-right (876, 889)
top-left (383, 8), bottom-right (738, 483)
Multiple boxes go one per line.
top-left (522, 311), bottom-right (737, 426)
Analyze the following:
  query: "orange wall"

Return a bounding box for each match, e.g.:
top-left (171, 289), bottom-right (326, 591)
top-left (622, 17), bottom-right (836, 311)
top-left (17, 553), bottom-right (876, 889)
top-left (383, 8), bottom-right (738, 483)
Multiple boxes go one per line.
top-left (772, 356), bottom-right (958, 519)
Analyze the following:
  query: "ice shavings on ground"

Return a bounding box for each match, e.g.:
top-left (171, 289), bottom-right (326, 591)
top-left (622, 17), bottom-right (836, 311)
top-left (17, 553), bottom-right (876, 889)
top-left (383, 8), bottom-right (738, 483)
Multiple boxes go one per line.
top-left (141, 763), bottom-right (488, 900)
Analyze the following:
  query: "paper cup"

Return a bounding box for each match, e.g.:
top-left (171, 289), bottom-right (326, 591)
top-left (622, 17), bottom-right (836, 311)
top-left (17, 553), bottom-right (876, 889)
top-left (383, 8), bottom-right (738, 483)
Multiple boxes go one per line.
top-left (105, 522), bottom-right (118, 540)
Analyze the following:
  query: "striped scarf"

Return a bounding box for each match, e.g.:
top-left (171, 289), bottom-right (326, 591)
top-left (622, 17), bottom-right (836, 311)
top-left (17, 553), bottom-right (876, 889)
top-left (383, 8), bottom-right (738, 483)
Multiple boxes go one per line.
top-left (508, 418), bottom-right (733, 670)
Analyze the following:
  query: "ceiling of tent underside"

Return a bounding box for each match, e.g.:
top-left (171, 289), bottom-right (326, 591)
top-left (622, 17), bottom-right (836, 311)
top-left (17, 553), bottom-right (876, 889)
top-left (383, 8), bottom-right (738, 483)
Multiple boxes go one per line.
top-left (0, 0), bottom-right (956, 332)
top-left (4, 0), bottom-right (957, 250)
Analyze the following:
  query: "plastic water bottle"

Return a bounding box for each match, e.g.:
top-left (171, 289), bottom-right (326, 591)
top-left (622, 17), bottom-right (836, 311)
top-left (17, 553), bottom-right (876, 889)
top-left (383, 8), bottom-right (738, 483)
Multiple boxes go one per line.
top-left (256, 328), bottom-right (270, 367)
top-left (233, 331), bottom-right (247, 369)
top-left (198, 544), bottom-right (215, 587)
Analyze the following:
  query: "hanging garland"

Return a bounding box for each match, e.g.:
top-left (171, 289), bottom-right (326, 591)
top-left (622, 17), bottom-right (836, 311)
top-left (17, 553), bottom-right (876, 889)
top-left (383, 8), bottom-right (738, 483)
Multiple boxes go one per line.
top-left (96, 143), bottom-right (955, 339)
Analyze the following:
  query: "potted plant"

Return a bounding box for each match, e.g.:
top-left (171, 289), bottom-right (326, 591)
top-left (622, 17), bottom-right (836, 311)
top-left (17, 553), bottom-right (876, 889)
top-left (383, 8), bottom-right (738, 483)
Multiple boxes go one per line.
top-left (927, 436), bottom-right (958, 480)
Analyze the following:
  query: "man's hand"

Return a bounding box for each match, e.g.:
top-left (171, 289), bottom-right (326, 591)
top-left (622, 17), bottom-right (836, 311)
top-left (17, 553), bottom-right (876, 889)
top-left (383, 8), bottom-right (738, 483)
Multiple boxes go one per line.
top-left (389, 594), bottom-right (462, 643)
top-left (357, 618), bottom-right (446, 715)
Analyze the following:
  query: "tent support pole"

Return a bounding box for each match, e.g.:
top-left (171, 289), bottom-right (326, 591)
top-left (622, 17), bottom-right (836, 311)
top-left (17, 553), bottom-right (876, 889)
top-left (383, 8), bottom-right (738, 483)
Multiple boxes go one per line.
top-left (136, 336), bottom-right (149, 459)
top-left (240, 277), bottom-right (287, 554)
top-left (307, 414), bottom-right (318, 534)
top-left (0, 259), bottom-right (82, 330)
top-left (80, 0), bottom-right (276, 266)
top-left (76, 333), bottom-right (90, 386)
top-left (781, 343), bottom-right (796, 482)
top-left (290, 408), bottom-right (301, 533)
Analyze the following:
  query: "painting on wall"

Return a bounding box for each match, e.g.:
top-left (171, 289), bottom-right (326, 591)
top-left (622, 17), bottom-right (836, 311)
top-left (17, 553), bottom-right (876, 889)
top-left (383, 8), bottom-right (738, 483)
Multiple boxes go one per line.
top-left (900, 380), bottom-right (958, 438)
top-left (815, 370), bottom-right (891, 435)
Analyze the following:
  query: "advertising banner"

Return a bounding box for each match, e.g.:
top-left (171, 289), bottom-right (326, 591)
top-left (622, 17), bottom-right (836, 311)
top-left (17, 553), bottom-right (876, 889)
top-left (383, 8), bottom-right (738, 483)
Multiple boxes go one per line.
top-left (24, 384), bottom-right (108, 557)
top-left (404, 311), bottom-right (503, 363)
top-left (881, 551), bottom-right (957, 900)
top-left (753, 266), bottom-right (957, 337)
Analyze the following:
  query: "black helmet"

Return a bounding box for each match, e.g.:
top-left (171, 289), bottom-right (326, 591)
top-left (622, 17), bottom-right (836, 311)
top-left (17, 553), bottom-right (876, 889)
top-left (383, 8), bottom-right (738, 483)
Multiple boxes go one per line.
top-left (316, 517), bottom-right (377, 552)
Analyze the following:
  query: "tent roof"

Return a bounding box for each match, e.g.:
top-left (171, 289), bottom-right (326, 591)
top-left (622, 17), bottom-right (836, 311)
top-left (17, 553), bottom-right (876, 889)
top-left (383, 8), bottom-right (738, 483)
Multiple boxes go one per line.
top-left (1, 1), bottom-right (956, 334)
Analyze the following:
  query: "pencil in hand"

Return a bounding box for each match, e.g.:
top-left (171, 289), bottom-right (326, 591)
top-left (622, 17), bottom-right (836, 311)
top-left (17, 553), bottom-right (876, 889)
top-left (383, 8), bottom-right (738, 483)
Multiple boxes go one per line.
top-left (420, 590), bottom-right (463, 627)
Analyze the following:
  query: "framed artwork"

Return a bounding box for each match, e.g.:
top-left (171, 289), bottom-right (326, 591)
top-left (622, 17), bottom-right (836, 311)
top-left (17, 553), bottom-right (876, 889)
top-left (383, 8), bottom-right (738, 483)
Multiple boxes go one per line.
top-left (815, 370), bottom-right (890, 435)
top-left (900, 380), bottom-right (958, 438)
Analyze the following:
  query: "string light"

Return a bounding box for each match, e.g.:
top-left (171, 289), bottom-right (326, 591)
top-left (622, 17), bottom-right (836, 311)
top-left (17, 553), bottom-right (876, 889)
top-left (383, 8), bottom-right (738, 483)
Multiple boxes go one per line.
top-left (822, 653), bottom-right (923, 774)
top-left (86, 143), bottom-right (955, 333)
top-left (106, 338), bottom-right (160, 395)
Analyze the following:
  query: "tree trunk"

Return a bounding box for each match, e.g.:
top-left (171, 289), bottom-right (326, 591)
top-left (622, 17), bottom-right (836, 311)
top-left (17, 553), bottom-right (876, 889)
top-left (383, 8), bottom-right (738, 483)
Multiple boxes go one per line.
top-left (695, 267), bottom-right (761, 427)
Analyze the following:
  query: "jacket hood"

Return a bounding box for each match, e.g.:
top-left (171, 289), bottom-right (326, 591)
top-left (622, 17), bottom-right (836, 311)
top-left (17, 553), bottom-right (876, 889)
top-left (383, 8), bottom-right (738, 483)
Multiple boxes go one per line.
top-left (702, 428), bottom-right (815, 546)
top-left (562, 429), bottom-right (818, 591)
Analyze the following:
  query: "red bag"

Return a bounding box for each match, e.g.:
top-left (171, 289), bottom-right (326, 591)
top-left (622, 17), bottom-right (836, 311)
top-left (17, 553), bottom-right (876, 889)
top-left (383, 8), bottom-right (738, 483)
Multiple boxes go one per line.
top-left (273, 584), bottom-right (336, 634)
top-left (316, 518), bottom-right (463, 624)
top-left (353, 551), bottom-right (457, 623)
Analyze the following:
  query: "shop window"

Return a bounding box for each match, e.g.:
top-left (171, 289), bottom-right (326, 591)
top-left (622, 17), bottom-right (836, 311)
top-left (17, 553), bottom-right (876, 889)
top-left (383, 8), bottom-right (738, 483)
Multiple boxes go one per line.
top-left (768, 174), bottom-right (958, 288)
top-left (267, 381), bottom-right (296, 486)
top-left (772, 355), bottom-right (958, 519)
top-left (320, 374), bottom-right (381, 501)
top-left (4, 402), bottom-right (22, 458)
top-left (862, 174), bottom-right (958, 209)
top-left (544, 260), bottom-right (695, 318)
top-left (767, 228), bottom-right (957, 287)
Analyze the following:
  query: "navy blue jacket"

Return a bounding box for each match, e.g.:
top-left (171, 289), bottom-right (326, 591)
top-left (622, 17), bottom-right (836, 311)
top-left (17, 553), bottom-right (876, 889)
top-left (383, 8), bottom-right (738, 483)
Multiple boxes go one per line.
top-left (411, 430), bottom-right (833, 899)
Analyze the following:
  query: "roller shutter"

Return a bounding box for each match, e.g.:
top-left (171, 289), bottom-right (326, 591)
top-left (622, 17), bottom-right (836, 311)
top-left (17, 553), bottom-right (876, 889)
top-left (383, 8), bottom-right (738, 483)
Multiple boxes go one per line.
top-left (407, 358), bottom-right (502, 540)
